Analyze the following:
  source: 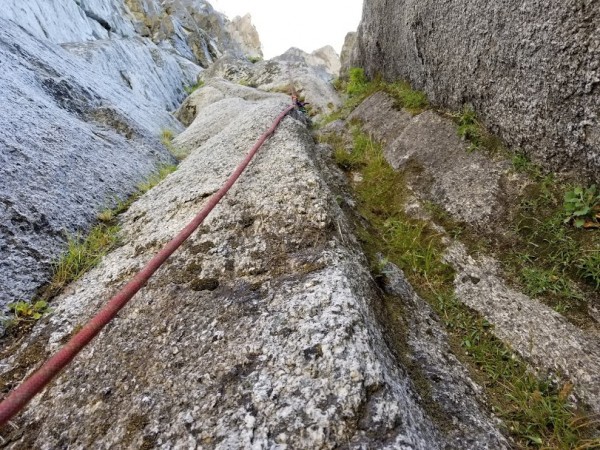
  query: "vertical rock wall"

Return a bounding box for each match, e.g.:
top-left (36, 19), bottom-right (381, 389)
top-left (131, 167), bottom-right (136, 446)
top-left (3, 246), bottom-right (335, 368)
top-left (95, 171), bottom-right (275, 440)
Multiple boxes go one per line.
top-left (353, 0), bottom-right (600, 179)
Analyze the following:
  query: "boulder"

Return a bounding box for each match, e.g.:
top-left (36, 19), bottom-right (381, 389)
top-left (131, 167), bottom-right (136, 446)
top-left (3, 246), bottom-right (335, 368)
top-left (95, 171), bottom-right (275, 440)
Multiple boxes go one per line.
top-left (353, 0), bottom-right (600, 179)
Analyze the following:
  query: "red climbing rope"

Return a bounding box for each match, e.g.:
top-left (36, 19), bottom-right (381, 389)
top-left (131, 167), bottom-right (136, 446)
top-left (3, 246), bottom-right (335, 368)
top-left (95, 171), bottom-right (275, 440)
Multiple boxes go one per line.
top-left (0, 104), bottom-right (295, 427)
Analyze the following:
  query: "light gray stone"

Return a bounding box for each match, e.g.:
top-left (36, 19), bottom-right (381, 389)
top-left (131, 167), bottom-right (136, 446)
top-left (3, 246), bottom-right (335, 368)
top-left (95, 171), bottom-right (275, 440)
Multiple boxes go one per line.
top-left (378, 258), bottom-right (509, 449)
top-left (1, 81), bottom-right (506, 449)
top-left (227, 14), bottom-right (263, 59)
top-left (349, 92), bottom-right (511, 228)
top-left (202, 51), bottom-right (343, 118)
top-left (340, 31), bottom-right (357, 78)
top-left (445, 243), bottom-right (600, 413)
top-left (353, 0), bottom-right (600, 179)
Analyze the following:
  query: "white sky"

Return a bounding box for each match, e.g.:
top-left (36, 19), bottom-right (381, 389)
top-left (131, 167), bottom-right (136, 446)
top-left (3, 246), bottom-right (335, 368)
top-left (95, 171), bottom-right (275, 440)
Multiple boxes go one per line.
top-left (211, 0), bottom-right (364, 59)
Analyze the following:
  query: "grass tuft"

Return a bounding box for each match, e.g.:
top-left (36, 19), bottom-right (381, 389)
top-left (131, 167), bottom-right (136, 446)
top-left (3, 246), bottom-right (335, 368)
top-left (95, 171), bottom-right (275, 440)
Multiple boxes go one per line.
top-left (183, 80), bottom-right (204, 95)
top-left (160, 129), bottom-right (186, 160)
top-left (385, 81), bottom-right (429, 115)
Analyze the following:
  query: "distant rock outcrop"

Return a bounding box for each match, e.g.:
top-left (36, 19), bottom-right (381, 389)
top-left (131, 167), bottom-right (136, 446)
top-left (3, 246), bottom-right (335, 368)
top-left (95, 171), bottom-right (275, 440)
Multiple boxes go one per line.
top-left (353, 0), bottom-right (600, 179)
top-left (339, 31), bottom-right (357, 77)
top-left (198, 49), bottom-right (342, 118)
top-left (1, 79), bottom-right (508, 449)
top-left (274, 46), bottom-right (341, 78)
top-left (227, 14), bottom-right (263, 60)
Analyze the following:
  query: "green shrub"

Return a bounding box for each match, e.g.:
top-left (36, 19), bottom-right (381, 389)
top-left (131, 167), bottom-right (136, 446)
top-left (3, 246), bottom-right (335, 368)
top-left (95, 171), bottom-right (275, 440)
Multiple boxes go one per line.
top-left (563, 185), bottom-right (600, 228)
top-left (346, 68), bottom-right (369, 96)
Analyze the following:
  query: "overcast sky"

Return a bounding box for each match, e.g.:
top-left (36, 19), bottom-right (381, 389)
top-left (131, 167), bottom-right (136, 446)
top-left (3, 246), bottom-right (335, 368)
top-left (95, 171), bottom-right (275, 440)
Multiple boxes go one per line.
top-left (211, 0), bottom-right (364, 59)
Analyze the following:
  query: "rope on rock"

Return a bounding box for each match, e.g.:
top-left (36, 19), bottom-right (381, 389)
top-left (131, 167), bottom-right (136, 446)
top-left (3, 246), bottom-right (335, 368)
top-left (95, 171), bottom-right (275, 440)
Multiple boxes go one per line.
top-left (0, 103), bottom-right (296, 427)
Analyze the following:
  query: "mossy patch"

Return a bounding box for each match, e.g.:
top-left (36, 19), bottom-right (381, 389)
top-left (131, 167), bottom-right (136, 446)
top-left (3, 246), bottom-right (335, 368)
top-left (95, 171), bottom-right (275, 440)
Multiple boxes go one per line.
top-left (323, 123), bottom-right (600, 448)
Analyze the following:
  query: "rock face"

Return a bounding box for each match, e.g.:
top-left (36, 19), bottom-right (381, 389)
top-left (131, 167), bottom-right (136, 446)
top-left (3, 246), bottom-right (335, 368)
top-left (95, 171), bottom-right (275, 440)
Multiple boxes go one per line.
top-left (227, 14), bottom-right (263, 59)
top-left (348, 92), bottom-right (511, 230)
top-left (275, 46), bottom-right (341, 78)
top-left (353, 0), bottom-right (600, 179)
top-left (339, 31), bottom-right (357, 77)
top-left (1, 80), bottom-right (507, 449)
top-left (0, 0), bottom-right (254, 310)
top-left (199, 49), bottom-right (343, 118)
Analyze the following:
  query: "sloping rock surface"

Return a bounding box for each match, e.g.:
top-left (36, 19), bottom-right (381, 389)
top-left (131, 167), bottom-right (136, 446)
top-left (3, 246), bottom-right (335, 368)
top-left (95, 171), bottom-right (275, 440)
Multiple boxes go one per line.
top-left (353, 0), bottom-right (600, 179)
top-left (1, 82), bottom-right (507, 449)
top-left (348, 92), bottom-right (511, 229)
top-left (0, 0), bottom-right (256, 310)
top-left (0, 19), bottom-right (198, 310)
top-left (339, 31), bottom-right (357, 77)
top-left (3, 0), bottom-right (250, 67)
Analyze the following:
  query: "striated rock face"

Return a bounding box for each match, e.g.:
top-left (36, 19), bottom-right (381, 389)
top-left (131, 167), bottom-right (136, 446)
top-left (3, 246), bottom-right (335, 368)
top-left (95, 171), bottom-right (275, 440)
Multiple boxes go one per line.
top-left (353, 0), bottom-right (600, 179)
top-left (227, 14), bottom-right (263, 59)
top-left (0, 18), bottom-right (197, 310)
top-left (339, 31), bottom-right (357, 77)
top-left (123, 0), bottom-right (238, 67)
top-left (0, 0), bottom-right (252, 310)
top-left (1, 80), bottom-right (507, 449)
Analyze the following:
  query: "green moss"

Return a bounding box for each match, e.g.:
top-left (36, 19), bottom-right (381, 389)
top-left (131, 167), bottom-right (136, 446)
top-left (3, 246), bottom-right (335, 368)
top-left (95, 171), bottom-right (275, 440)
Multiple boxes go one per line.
top-left (183, 80), bottom-right (204, 95)
top-left (329, 125), bottom-right (599, 449)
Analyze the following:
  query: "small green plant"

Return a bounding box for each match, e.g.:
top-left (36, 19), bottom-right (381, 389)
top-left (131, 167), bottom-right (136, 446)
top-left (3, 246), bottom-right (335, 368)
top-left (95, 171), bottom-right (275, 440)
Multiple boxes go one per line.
top-left (6, 300), bottom-right (50, 323)
top-left (384, 81), bottom-right (428, 115)
top-left (346, 67), bottom-right (369, 96)
top-left (161, 129), bottom-right (174, 142)
top-left (456, 106), bottom-right (482, 152)
top-left (511, 152), bottom-right (544, 180)
top-left (332, 77), bottom-right (346, 92)
top-left (183, 80), bottom-right (204, 95)
top-left (521, 267), bottom-right (582, 300)
top-left (577, 251), bottom-right (600, 289)
top-left (248, 56), bottom-right (262, 64)
top-left (563, 185), bottom-right (600, 228)
top-left (238, 79), bottom-right (257, 88)
top-left (51, 225), bottom-right (121, 292)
